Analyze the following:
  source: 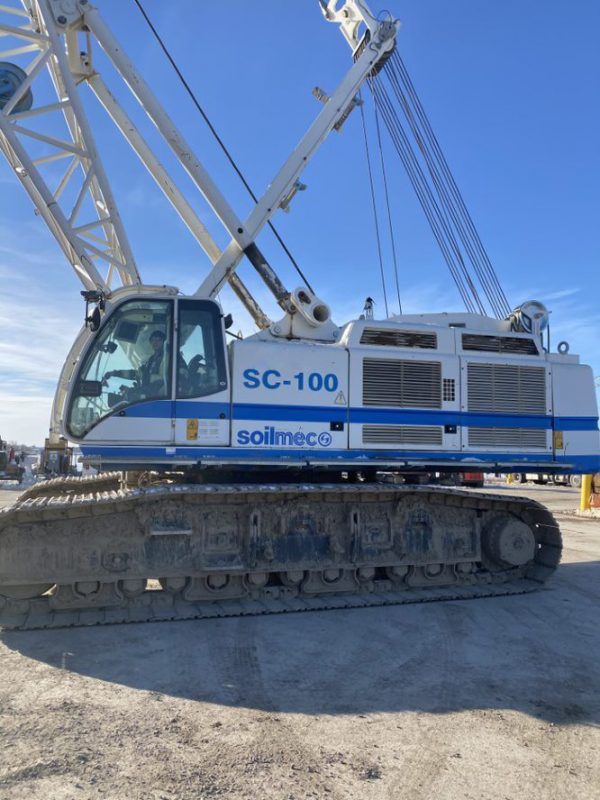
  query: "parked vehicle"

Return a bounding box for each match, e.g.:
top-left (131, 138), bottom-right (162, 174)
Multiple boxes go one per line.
top-left (511, 473), bottom-right (582, 488)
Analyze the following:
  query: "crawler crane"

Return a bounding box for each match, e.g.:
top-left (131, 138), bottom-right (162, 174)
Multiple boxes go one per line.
top-left (0, 0), bottom-right (598, 629)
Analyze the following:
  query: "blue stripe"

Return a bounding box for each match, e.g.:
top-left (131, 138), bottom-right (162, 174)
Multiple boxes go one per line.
top-left (80, 445), bottom-right (600, 474)
top-left (349, 408), bottom-right (555, 429)
top-left (111, 400), bottom-right (599, 432)
top-left (176, 401), bottom-right (230, 418)
top-left (121, 400), bottom-right (230, 419)
top-left (124, 400), bottom-right (172, 418)
top-left (233, 402), bottom-right (347, 423)
top-left (555, 416), bottom-right (599, 432)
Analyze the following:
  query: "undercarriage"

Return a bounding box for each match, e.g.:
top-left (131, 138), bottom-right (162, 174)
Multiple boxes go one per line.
top-left (0, 476), bottom-right (561, 630)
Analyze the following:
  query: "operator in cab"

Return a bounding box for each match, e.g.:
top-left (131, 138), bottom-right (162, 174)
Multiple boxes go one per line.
top-left (103, 329), bottom-right (167, 400)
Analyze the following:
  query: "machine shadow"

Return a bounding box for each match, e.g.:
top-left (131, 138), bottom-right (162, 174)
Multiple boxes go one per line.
top-left (3, 560), bottom-right (599, 725)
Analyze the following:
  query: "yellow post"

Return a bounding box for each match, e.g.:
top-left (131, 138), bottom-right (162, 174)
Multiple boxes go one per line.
top-left (580, 474), bottom-right (592, 512)
top-left (506, 473), bottom-right (513, 485)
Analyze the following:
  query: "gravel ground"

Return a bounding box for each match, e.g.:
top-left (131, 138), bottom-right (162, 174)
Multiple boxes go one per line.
top-left (0, 482), bottom-right (598, 800)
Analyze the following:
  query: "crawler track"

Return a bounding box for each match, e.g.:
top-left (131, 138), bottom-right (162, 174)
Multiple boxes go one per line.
top-left (19, 471), bottom-right (123, 501)
top-left (0, 483), bottom-right (561, 631)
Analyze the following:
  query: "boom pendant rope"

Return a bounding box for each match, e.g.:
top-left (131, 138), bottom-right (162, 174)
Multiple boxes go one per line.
top-left (359, 93), bottom-right (389, 318)
top-left (389, 54), bottom-right (511, 317)
top-left (370, 80), bottom-right (402, 315)
top-left (364, 49), bottom-right (511, 318)
top-left (371, 82), bottom-right (480, 314)
top-left (385, 55), bottom-right (508, 318)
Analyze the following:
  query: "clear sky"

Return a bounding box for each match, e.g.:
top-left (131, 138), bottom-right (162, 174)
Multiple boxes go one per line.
top-left (0, 0), bottom-right (598, 445)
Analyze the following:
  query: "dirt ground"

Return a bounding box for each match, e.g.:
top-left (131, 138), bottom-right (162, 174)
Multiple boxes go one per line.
top-left (0, 482), bottom-right (598, 800)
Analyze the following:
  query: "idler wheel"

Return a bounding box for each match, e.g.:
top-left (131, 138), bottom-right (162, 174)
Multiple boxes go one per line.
top-left (0, 583), bottom-right (53, 600)
top-left (159, 577), bottom-right (188, 594)
top-left (322, 569), bottom-right (342, 584)
top-left (386, 565), bottom-right (408, 580)
top-left (483, 516), bottom-right (536, 567)
top-left (75, 581), bottom-right (100, 597)
top-left (119, 579), bottom-right (147, 598)
top-left (246, 572), bottom-right (268, 588)
top-left (205, 573), bottom-right (229, 591)
top-left (280, 570), bottom-right (304, 587)
top-left (456, 562), bottom-right (474, 574)
top-left (357, 567), bottom-right (376, 582)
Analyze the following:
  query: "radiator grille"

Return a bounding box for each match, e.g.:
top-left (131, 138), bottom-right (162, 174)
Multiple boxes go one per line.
top-left (363, 359), bottom-right (442, 408)
top-left (462, 334), bottom-right (539, 355)
top-left (468, 427), bottom-right (547, 449)
top-left (363, 425), bottom-right (443, 445)
top-left (467, 363), bottom-right (546, 415)
top-left (360, 328), bottom-right (437, 349)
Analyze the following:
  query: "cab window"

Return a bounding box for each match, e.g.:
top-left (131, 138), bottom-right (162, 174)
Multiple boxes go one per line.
top-left (177, 300), bottom-right (227, 398)
top-left (67, 299), bottom-right (172, 437)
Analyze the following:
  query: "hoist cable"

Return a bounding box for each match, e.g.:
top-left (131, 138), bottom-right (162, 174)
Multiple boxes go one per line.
top-left (394, 54), bottom-right (511, 316)
top-left (388, 53), bottom-right (511, 317)
top-left (372, 88), bottom-right (474, 311)
top-left (373, 89), bottom-right (476, 313)
top-left (388, 53), bottom-right (509, 316)
top-left (359, 93), bottom-right (389, 317)
top-left (369, 77), bottom-right (402, 315)
top-left (132, 0), bottom-right (314, 293)
top-left (388, 62), bottom-right (508, 318)
top-left (372, 82), bottom-right (484, 314)
top-left (385, 60), bottom-right (503, 317)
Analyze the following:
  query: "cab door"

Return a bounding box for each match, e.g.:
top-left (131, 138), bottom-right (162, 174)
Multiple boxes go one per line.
top-left (173, 299), bottom-right (230, 446)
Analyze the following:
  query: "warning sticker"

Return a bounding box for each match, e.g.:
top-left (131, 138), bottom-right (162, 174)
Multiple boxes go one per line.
top-left (186, 419), bottom-right (199, 440)
top-left (334, 391), bottom-right (347, 405)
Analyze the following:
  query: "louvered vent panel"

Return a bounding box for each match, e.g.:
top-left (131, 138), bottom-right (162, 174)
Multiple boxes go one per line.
top-left (462, 334), bottom-right (538, 355)
top-left (467, 364), bottom-right (546, 415)
top-left (363, 425), bottom-right (443, 445)
top-left (363, 359), bottom-right (442, 408)
top-left (468, 427), bottom-right (547, 449)
top-left (360, 328), bottom-right (437, 349)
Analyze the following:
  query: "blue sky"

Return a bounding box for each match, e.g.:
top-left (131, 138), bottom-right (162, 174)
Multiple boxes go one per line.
top-left (0, 0), bottom-right (599, 445)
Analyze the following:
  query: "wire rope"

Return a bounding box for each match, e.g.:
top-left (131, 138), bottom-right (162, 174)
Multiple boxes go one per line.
top-left (372, 81), bottom-right (482, 313)
top-left (369, 77), bottom-right (402, 314)
top-left (386, 53), bottom-right (511, 317)
top-left (132, 0), bottom-right (314, 293)
top-left (385, 59), bottom-right (502, 316)
top-left (393, 53), bottom-right (510, 315)
top-left (359, 93), bottom-right (389, 317)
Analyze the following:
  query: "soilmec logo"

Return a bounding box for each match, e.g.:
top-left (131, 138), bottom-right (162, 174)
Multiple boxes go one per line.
top-left (237, 427), bottom-right (333, 448)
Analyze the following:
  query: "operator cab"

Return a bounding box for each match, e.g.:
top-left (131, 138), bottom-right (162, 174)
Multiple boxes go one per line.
top-left (67, 296), bottom-right (228, 442)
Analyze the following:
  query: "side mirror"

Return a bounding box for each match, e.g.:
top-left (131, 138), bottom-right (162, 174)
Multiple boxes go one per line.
top-left (223, 313), bottom-right (233, 330)
top-left (88, 306), bottom-right (101, 332)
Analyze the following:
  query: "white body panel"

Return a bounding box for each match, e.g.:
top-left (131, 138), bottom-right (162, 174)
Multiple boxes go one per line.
top-left (173, 388), bottom-right (230, 447)
top-left (67, 309), bottom-right (599, 476)
top-left (552, 362), bottom-right (600, 458)
top-left (84, 404), bottom-right (172, 444)
top-left (231, 339), bottom-right (349, 451)
top-left (347, 344), bottom-right (460, 451)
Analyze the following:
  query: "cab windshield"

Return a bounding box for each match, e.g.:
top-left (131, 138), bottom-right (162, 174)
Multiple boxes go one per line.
top-left (67, 299), bottom-right (172, 437)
